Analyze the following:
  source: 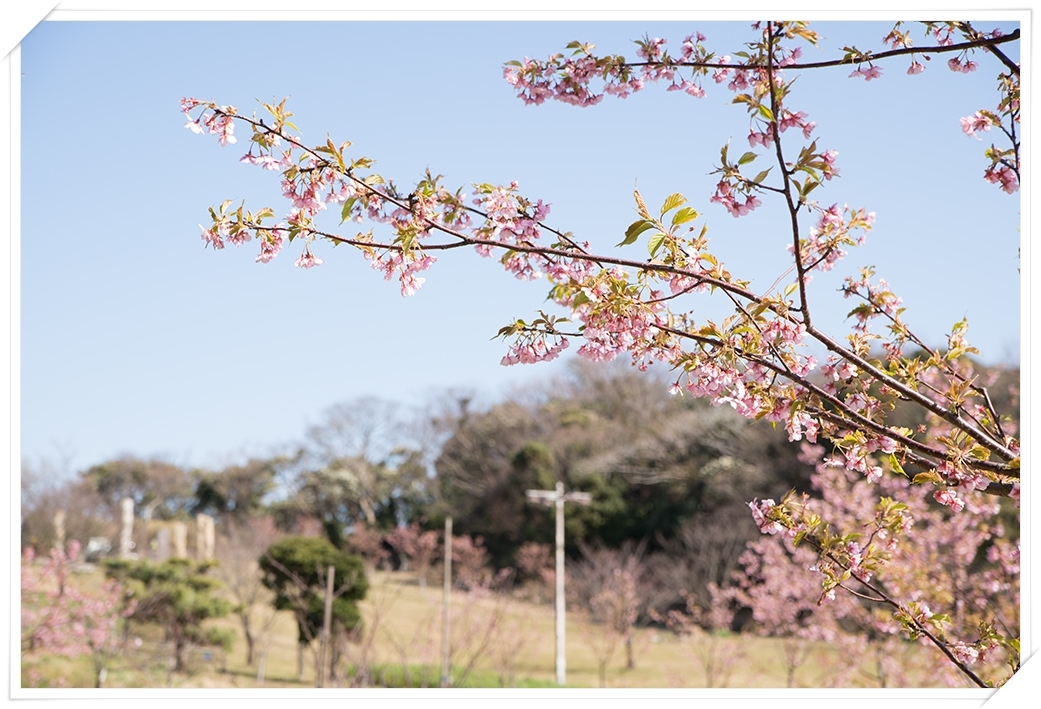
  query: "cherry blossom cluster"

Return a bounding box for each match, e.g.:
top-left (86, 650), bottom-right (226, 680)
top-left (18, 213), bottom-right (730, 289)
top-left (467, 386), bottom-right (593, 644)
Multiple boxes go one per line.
top-left (500, 333), bottom-right (570, 366)
top-left (571, 271), bottom-right (679, 371)
top-left (502, 48), bottom-right (638, 107)
top-left (181, 97), bottom-right (237, 145)
top-left (790, 203), bottom-right (873, 276)
top-left (947, 56), bottom-right (979, 73)
top-left (841, 266), bottom-right (903, 333)
top-left (709, 180), bottom-right (762, 218)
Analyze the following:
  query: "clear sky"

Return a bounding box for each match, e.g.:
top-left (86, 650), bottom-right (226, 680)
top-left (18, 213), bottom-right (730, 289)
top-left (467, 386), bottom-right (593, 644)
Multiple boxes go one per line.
top-left (16, 17), bottom-right (1023, 478)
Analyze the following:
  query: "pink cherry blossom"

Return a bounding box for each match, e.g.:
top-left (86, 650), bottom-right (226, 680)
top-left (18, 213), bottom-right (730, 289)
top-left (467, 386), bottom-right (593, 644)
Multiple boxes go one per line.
top-left (849, 65), bottom-right (882, 81)
top-left (983, 165), bottom-right (1019, 194)
top-left (294, 249), bottom-right (323, 269)
top-left (960, 112), bottom-right (993, 137)
top-left (748, 129), bottom-right (773, 148)
top-left (949, 643), bottom-right (980, 665)
top-left (255, 229), bottom-right (285, 263)
top-left (933, 488), bottom-right (965, 512)
top-left (749, 498), bottom-right (785, 535)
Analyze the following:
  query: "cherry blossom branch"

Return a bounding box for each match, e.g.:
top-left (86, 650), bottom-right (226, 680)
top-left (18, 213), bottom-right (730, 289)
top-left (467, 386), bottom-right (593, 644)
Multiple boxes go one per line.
top-left (216, 108), bottom-right (1018, 469)
top-left (764, 24), bottom-right (812, 328)
top-left (840, 288), bottom-right (1008, 442)
top-left (806, 324), bottom-right (1015, 461)
top-left (955, 22), bottom-right (1020, 75)
top-left (563, 30), bottom-right (1019, 75)
top-left (800, 534), bottom-right (989, 688)
top-left (198, 101), bottom-right (1018, 492)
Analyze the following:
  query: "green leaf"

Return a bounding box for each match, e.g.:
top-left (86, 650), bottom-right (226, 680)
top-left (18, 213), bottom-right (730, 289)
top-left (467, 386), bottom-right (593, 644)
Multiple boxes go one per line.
top-left (671, 207), bottom-right (699, 227)
top-left (751, 168), bottom-right (773, 184)
top-left (647, 232), bottom-right (666, 258)
top-left (965, 445), bottom-right (990, 460)
top-left (619, 219), bottom-right (654, 246)
top-left (340, 196), bottom-right (359, 224)
top-left (887, 453), bottom-right (907, 477)
top-left (847, 304), bottom-right (875, 320)
top-left (912, 471), bottom-right (944, 485)
top-left (660, 192), bottom-right (687, 215)
top-left (738, 151), bottom-right (758, 165)
top-left (757, 104), bottom-right (775, 121)
top-left (783, 282), bottom-right (799, 298)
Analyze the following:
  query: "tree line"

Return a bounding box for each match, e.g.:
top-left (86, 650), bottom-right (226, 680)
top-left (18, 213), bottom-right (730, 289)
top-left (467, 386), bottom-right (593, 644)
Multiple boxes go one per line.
top-left (21, 357), bottom-right (1019, 687)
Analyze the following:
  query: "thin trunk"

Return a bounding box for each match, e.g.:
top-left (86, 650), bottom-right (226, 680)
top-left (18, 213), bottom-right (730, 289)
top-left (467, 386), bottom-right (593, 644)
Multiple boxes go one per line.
top-left (242, 618), bottom-right (255, 666)
top-left (174, 634), bottom-right (187, 673)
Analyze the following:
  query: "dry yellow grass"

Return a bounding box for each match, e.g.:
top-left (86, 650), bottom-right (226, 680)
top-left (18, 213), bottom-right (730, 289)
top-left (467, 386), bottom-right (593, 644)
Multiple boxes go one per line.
top-left (22, 565), bottom-right (945, 689)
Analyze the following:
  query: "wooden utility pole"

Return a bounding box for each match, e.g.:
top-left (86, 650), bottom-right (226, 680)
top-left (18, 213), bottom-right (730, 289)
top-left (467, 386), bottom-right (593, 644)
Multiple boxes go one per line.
top-left (440, 515), bottom-right (453, 687)
top-left (526, 481), bottom-right (592, 686)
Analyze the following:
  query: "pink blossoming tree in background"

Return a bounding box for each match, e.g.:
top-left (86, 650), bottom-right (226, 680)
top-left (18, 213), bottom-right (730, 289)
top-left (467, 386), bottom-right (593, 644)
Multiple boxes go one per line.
top-left (21, 541), bottom-right (134, 688)
top-left (184, 21), bottom-right (1020, 687)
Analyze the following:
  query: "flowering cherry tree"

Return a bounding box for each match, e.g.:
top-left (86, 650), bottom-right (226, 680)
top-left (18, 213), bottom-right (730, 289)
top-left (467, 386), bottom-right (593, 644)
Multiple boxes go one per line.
top-left (21, 541), bottom-right (133, 687)
top-left (183, 20), bottom-right (1020, 687)
top-left (728, 442), bottom-right (1018, 687)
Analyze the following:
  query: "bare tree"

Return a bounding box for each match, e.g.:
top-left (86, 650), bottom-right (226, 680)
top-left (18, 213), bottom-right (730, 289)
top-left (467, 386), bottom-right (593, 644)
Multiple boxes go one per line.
top-left (570, 540), bottom-right (647, 685)
top-left (651, 588), bottom-right (745, 688)
top-left (213, 516), bottom-right (282, 666)
top-left (285, 397), bottom-right (432, 547)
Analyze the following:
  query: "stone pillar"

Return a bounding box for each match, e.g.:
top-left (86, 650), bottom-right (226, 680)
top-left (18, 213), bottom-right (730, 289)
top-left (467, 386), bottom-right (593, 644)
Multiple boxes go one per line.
top-left (53, 510), bottom-right (66, 553)
top-left (119, 498), bottom-right (135, 558)
top-left (205, 515), bottom-right (215, 561)
top-left (156, 527), bottom-right (171, 561)
top-left (172, 521), bottom-right (188, 558)
top-left (196, 514), bottom-right (215, 561)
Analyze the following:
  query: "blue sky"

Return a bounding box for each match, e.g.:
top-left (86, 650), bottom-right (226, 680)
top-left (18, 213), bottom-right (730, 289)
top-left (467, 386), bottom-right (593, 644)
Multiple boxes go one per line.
top-left (16, 18), bottom-right (1023, 477)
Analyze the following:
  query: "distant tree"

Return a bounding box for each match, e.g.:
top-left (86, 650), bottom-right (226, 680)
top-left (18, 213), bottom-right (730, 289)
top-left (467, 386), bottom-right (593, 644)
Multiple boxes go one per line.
top-left (258, 535), bottom-right (368, 684)
top-left (431, 401), bottom-right (559, 566)
top-left (343, 521), bottom-right (393, 569)
top-left (82, 456), bottom-right (194, 522)
top-left (384, 522), bottom-right (439, 584)
top-left (21, 457), bottom-right (112, 552)
top-left (569, 540), bottom-right (648, 681)
top-left (281, 397), bottom-right (431, 546)
top-left (213, 516), bottom-right (282, 666)
top-left (646, 506), bottom-right (759, 619)
top-left (102, 557), bottom-right (233, 673)
top-left (650, 588), bottom-right (745, 688)
top-left (192, 457), bottom-right (278, 524)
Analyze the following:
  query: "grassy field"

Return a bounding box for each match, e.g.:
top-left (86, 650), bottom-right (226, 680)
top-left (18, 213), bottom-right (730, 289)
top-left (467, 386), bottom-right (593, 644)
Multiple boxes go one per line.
top-left (21, 565), bottom-right (945, 689)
